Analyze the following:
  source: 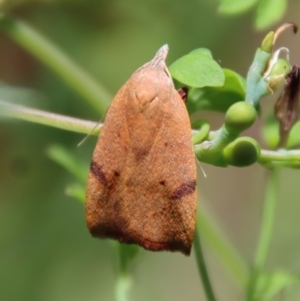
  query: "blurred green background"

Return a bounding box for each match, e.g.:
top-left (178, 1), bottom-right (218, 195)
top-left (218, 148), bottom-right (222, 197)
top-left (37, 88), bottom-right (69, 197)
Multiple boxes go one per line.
top-left (1, 1), bottom-right (300, 300)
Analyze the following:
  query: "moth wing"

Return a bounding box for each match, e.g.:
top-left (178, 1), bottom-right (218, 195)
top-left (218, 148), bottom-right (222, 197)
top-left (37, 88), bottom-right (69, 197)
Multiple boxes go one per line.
top-left (86, 83), bottom-right (131, 239)
top-left (114, 63), bottom-right (196, 255)
top-left (86, 46), bottom-right (197, 255)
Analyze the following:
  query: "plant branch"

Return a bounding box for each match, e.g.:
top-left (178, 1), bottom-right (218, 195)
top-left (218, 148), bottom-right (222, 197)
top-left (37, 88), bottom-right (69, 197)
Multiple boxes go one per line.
top-left (2, 100), bottom-right (300, 168)
top-left (194, 221), bottom-right (217, 301)
top-left (114, 272), bottom-right (132, 301)
top-left (0, 100), bottom-right (101, 135)
top-left (259, 149), bottom-right (300, 167)
top-left (0, 15), bottom-right (111, 114)
top-left (255, 169), bottom-right (279, 270)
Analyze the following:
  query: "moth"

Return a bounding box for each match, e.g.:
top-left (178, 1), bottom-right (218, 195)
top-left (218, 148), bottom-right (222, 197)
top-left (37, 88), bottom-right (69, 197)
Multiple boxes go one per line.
top-left (85, 45), bottom-right (197, 255)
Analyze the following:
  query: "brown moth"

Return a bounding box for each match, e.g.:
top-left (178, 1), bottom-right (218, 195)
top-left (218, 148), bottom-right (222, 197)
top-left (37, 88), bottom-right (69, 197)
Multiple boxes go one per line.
top-left (85, 45), bottom-right (197, 255)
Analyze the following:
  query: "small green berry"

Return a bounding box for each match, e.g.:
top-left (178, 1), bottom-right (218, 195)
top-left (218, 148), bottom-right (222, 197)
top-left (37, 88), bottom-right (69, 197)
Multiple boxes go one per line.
top-left (223, 137), bottom-right (260, 167)
top-left (225, 101), bottom-right (257, 135)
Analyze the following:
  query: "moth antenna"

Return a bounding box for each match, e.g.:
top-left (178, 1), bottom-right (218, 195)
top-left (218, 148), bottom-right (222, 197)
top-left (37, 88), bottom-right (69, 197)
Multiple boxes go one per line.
top-left (196, 159), bottom-right (207, 178)
top-left (77, 121), bottom-right (102, 147)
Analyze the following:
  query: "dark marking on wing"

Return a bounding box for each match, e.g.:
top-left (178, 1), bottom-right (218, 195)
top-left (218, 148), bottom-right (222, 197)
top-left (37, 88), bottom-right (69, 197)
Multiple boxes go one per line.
top-left (171, 180), bottom-right (196, 200)
top-left (90, 161), bottom-right (107, 186)
top-left (134, 148), bottom-right (149, 161)
top-left (159, 180), bottom-right (166, 186)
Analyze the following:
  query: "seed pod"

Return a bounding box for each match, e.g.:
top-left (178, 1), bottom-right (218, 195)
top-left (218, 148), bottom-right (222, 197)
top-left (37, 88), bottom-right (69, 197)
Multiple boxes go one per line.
top-left (275, 65), bottom-right (300, 148)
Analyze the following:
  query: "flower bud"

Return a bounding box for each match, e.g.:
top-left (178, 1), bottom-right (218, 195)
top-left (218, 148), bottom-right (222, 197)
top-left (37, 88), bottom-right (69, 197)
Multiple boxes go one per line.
top-left (261, 32), bottom-right (275, 53)
top-left (266, 58), bottom-right (292, 91)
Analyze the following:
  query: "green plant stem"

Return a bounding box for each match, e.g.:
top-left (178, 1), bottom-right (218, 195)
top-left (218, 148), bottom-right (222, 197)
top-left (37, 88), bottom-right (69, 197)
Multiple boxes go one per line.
top-left (3, 100), bottom-right (300, 169)
top-left (196, 126), bottom-right (236, 154)
top-left (255, 169), bottom-right (279, 269)
top-left (0, 15), bottom-right (111, 114)
top-left (194, 222), bottom-right (217, 301)
top-left (259, 149), bottom-right (300, 167)
top-left (197, 210), bottom-right (249, 289)
top-left (0, 100), bottom-right (101, 135)
top-left (114, 272), bottom-right (132, 301)
top-left (114, 244), bottom-right (139, 301)
top-left (246, 169), bottom-right (280, 301)
top-left (192, 120), bottom-right (210, 144)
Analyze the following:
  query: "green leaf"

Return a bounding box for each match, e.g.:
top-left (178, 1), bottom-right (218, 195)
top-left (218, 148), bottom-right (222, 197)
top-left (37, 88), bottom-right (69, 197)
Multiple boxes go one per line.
top-left (255, 0), bottom-right (287, 30)
top-left (169, 48), bottom-right (225, 88)
top-left (221, 69), bottom-right (246, 96)
top-left (187, 69), bottom-right (246, 114)
top-left (47, 144), bottom-right (88, 183)
top-left (188, 48), bottom-right (213, 57)
top-left (254, 270), bottom-right (300, 300)
top-left (65, 183), bottom-right (85, 203)
top-left (218, 0), bottom-right (259, 14)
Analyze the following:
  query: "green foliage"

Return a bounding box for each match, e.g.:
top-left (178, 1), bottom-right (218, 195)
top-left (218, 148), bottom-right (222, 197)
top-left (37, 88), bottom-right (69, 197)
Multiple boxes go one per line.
top-left (253, 270), bottom-right (300, 301)
top-left (255, 0), bottom-right (287, 30)
top-left (169, 48), bottom-right (225, 88)
top-left (65, 182), bottom-right (85, 202)
top-left (1, 2), bottom-right (300, 301)
top-left (218, 0), bottom-right (259, 14)
top-left (185, 69), bottom-right (245, 114)
top-left (218, 0), bottom-right (287, 30)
